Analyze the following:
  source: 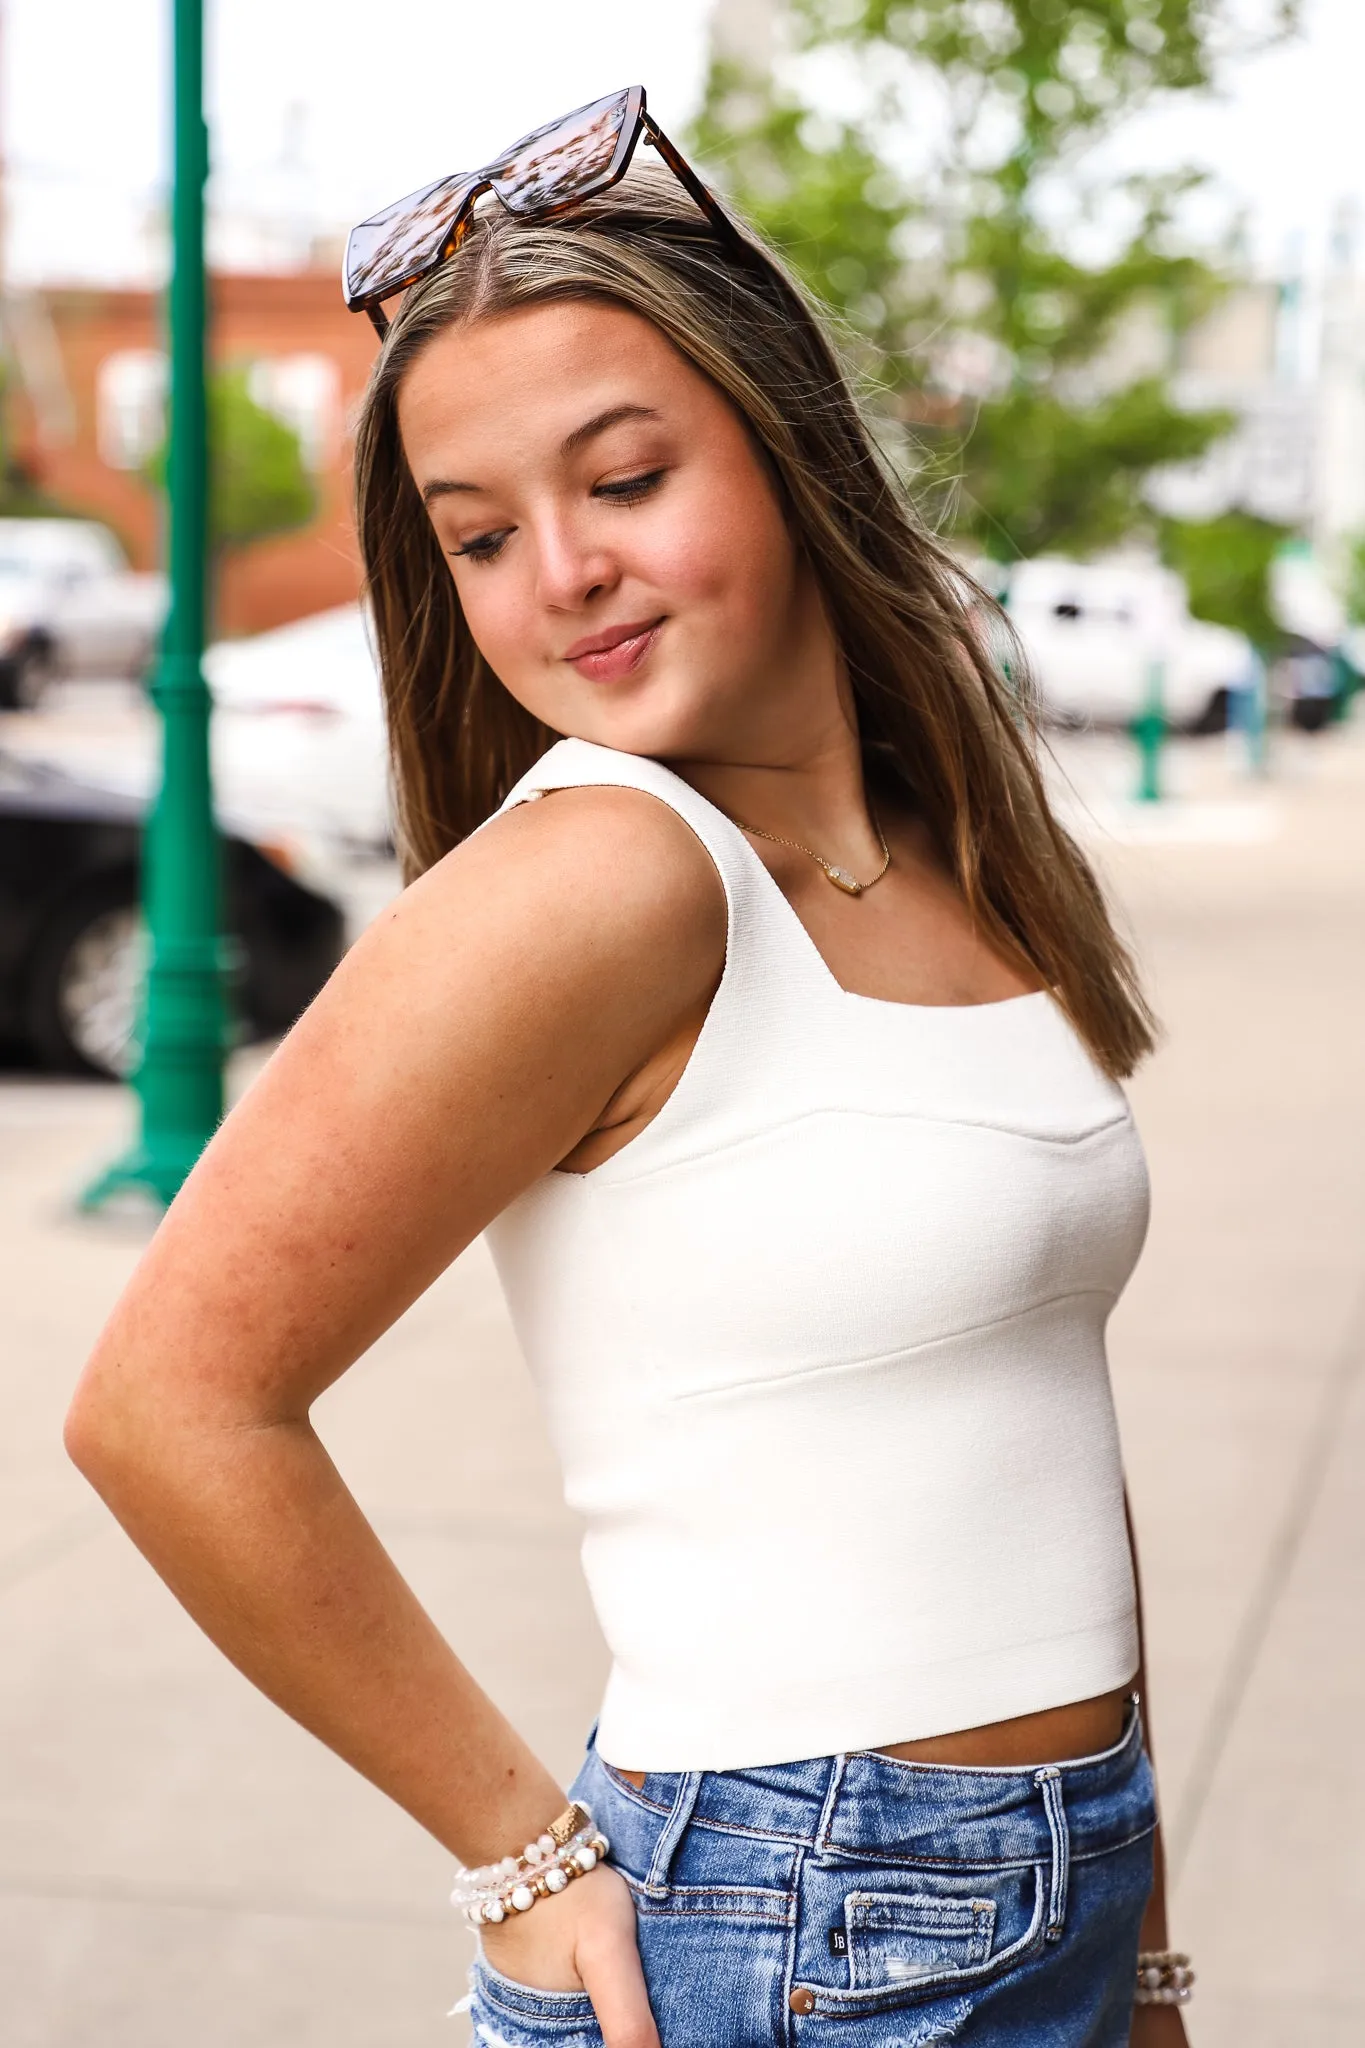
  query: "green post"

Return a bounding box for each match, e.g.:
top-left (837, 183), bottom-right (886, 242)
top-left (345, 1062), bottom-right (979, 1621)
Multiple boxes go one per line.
top-left (1242, 646), bottom-right (1269, 777)
top-left (82, 0), bottom-right (228, 1210)
top-left (1132, 657), bottom-right (1166, 803)
top-left (1329, 645), bottom-right (1360, 722)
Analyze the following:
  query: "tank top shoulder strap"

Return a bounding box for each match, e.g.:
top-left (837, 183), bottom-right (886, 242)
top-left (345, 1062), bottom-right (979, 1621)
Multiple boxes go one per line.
top-left (494, 740), bottom-right (835, 1165)
top-left (497, 738), bottom-right (761, 911)
top-left (499, 739), bottom-right (825, 986)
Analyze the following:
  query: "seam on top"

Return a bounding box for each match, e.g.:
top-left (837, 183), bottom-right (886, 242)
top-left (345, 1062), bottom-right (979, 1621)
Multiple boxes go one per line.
top-left (499, 743), bottom-right (1130, 1193)
top-left (665, 1286), bottom-right (1120, 1403)
top-left (573, 1099), bottom-right (1134, 1191)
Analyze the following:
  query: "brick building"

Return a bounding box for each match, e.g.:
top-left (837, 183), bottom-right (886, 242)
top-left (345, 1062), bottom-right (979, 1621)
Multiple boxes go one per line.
top-left (9, 268), bottom-right (379, 637)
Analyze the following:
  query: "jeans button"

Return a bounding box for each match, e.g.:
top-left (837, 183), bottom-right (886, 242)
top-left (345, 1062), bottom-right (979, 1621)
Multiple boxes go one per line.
top-left (789, 1987), bottom-right (816, 2015)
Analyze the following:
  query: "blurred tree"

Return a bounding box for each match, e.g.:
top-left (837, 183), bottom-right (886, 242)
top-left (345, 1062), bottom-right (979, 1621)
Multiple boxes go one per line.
top-left (0, 365), bottom-right (78, 518)
top-left (143, 364), bottom-right (316, 600)
top-left (1343, 532), bottom-right (1365, 626)
top-left (693, 0), bottom-right (1301, 562)
top-left (1158, 510), bottom-right (1288, 648)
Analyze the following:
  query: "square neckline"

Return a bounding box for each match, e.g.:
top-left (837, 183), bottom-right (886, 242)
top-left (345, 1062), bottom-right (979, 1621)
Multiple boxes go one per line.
top-left (682, 772), bottom-right (1054, 1020)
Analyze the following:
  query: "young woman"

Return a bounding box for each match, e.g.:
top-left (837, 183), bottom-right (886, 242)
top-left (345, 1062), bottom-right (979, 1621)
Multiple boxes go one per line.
top-left (67, 89), bottom-right (1193, 2048)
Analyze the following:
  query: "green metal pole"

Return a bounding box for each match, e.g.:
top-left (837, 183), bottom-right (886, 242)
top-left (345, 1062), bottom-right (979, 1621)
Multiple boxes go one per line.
top-left (1132, 656), bottom-right (1166, 803)
top-left (1243, 646), bottom-right (1269, 777)
top-left (83, 0), bottom-right (228, 1209)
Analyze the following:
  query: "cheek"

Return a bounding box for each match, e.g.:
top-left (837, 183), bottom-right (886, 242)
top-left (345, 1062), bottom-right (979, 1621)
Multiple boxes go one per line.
top-left (638, 473), bottom-right (796, 626)
top-left (446, 564), bottom-right (532, 674)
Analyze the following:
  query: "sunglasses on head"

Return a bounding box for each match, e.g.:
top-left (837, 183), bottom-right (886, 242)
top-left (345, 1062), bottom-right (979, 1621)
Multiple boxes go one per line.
top-left (343, 84), bottom-right (745, 335)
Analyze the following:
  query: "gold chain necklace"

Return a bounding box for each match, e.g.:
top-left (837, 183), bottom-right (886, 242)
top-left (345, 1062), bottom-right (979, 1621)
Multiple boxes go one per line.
top-left (730, 810), bottom-right (892, 896)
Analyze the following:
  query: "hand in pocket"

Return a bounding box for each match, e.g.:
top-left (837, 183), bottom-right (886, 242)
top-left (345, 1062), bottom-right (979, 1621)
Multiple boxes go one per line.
top-left (480, 1862), bottom-right (660, 2048)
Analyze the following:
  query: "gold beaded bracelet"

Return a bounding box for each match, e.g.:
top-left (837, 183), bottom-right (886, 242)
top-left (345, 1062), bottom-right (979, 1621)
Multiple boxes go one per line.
top-left (1135, 1949), bottom-right (1195, 2005)
top-left (450, 1801), bottom-right (611, 1929)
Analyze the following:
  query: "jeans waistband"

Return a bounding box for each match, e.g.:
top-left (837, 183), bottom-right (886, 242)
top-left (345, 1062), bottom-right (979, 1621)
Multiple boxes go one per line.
top-left (582, 1699), bottom-right (1153, 1884)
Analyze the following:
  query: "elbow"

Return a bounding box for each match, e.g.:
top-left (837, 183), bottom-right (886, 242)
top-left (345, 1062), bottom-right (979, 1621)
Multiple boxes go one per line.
top-left (64, 1358), bottom-right (150, 1498)
top-left (64, 1375), bottom-right (117, 1492)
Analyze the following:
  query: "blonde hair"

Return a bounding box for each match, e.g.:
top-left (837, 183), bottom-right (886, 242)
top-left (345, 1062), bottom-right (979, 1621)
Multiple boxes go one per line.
top-left (353, 164), bottom-right (1154, 1077)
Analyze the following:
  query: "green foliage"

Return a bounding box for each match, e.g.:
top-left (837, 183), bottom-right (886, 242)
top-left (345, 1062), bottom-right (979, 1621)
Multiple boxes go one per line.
top-left (0, 365), bottom-right (78, 519)
top-left (143, 364), bottom-right (316, 556)
top-left (1344, 532), bottom-right (1365, 626)
top-left (691, 87), bottom-right (916, 365)
top-left (208, 366), bottom-right (317, 553)
top-left (1158, 510), bottom-right (1288, 647)
top-left (0, 468), bottom-right (76, 519)
top-left (965, 380), bottom-right (1233, 559)
top-left (792, 3), bottom-right (1298, 168)
top-left (694, 0), bottom-right (1302, 564)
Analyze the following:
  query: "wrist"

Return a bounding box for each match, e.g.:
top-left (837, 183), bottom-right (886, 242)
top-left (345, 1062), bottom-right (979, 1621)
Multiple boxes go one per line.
top-left (452, 1800), bottom-right (610, 1930)
top-left (452, 1769), bottom-right (568, 1869)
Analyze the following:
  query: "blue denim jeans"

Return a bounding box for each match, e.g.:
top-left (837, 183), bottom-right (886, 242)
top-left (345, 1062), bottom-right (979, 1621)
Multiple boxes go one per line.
top-left (468, 1705), bottom-right (1156, 2047)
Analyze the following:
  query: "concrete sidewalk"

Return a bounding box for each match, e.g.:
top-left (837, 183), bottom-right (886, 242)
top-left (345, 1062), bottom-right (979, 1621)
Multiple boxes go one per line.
top-left (3, 725), bottom-right (1363, 2046)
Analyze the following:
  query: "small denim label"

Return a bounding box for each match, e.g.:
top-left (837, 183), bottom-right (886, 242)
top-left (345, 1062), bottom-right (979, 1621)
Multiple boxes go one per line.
top-left (829, 1926), bottom-right (849, 1956)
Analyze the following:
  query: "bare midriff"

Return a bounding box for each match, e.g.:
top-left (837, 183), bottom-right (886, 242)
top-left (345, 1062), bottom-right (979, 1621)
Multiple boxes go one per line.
top-left (612, 1685), bottom-right (1132, 1790)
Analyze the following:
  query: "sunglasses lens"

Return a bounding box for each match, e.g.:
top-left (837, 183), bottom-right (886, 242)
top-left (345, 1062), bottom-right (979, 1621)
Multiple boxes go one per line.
top-left (489, 86), bottom-right (632, 214)
top-left (344, 170), bottom-right (480, 307)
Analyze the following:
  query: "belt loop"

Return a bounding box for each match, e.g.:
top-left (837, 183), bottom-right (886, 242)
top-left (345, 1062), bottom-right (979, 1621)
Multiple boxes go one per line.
top-left (643, 1771), bottom-right (704, 1898)
top-left (813, 1752), bottom-right (849, 1858)
top-left (1034, 1766), bottom-right (1070, 1942)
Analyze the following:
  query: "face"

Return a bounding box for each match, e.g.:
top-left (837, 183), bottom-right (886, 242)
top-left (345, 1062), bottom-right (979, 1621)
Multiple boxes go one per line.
top-left (395, 298), bottom-right (845, 765)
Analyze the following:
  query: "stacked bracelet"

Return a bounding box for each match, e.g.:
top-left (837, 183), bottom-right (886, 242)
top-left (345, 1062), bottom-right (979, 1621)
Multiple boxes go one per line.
top-left (1135, 1950), bottom-right (1195, 2005)
top-left (451, 1800), bottom-right (611, 1929)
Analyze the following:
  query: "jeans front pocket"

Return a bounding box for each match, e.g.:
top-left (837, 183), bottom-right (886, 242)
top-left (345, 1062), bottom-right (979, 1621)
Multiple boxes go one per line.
top-left (800, 1858), bottom-right (1049, 2020)
top-left (845, 1888), bottom-right (997, 1989)
top-left (469, 1958), bottom-right (604, 2047)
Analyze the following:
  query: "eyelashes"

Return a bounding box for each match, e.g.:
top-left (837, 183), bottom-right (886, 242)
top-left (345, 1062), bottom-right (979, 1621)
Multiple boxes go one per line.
top-left (451, 468), bottom-right (667, 566)
top-left (452, 530), bottom-right (512, 565)
top-left (594, 466), bottom-right (666, 506)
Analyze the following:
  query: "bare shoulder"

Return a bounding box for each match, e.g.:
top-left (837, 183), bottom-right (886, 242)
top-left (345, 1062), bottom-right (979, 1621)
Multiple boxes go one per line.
top-left (397, 779), bottom-right (727, 1006)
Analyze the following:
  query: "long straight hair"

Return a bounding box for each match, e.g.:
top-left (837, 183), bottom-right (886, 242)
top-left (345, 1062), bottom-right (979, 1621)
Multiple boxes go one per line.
top-left (353, 164), bottom-right (1155, 1078)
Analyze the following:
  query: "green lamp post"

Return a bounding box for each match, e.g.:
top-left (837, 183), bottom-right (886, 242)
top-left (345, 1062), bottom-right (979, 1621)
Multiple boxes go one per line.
top-left (83, 0), bottom-right (229, 1209)
top-left (1132, 656), bottom-right (1167, 804)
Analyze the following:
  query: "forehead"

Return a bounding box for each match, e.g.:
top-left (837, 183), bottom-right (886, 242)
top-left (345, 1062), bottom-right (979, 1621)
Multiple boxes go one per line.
top-left (396, 300), bottom-right (703, 471)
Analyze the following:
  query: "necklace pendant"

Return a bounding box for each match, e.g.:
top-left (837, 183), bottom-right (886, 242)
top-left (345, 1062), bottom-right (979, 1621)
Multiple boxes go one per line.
top-left (824, 865), bottom-right (862, 895)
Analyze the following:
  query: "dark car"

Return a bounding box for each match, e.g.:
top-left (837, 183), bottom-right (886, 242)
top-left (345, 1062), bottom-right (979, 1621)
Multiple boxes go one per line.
top-left (0, 749), bottom-right (344, 1077)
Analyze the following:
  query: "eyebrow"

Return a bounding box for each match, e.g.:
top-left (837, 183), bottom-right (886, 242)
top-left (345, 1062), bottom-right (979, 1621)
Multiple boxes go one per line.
top-left (420, 403), bottom-right (663, 505)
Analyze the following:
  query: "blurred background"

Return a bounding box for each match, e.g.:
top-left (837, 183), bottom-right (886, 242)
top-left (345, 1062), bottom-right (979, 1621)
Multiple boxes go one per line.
top-left (2, 2), bottom-right (1363, 2043)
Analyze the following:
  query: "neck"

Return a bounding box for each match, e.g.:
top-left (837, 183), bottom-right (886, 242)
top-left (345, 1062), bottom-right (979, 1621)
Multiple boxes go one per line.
top-left (681, 729), bottom-right (871, 841)
top-left (673, 702), bottom-right (886, 877)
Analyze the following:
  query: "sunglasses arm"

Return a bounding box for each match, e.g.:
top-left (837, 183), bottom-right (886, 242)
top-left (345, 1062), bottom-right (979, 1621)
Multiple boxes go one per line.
top-left (641, 116), bottom-right (747, 259)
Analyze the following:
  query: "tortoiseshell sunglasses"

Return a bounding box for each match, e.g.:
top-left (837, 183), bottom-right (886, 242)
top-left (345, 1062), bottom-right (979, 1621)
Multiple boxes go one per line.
top-left (343, 84), bottom-right (745, 335)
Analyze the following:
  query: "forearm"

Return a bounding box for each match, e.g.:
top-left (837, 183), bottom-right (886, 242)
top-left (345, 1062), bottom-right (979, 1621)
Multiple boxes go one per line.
top-left (68, 1403), bottom-right (562, 1865)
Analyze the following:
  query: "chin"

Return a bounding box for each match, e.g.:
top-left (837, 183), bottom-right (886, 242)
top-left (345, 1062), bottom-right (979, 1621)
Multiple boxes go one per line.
top-left (549, 674), bottom-right (731, 764)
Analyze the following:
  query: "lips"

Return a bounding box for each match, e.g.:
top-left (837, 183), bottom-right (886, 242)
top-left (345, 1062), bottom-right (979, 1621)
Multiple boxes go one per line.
top-left (563, 617), bottom-right (664, 682)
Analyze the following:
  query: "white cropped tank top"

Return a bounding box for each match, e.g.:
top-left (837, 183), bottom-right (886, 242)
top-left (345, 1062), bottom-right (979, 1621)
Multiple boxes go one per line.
top-left (484, 739), bottom-right (1147, 1772)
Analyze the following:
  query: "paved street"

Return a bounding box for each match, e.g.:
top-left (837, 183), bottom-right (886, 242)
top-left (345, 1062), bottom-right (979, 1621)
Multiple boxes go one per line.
top-left (2, 716), bottom-right (1363, 2045)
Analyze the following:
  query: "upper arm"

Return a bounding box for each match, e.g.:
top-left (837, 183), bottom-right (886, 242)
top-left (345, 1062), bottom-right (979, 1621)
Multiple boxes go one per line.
top-left (73, 785), bottom-right (725, 1437)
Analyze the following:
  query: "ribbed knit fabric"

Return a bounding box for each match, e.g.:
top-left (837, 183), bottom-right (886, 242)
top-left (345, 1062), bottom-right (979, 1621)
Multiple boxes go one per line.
top-left (484, 739), bottom-right (1147, 1771)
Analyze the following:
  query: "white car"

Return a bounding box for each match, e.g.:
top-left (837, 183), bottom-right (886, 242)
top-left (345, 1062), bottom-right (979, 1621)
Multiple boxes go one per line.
top-left (204, 604), bottom-right (392, 851)
top-left (0, 519), bottom-right (166, 709)
top-left (1001, 557), bottom-right (1252, 732)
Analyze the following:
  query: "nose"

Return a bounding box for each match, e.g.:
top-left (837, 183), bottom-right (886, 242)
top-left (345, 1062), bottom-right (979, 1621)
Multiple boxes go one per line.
top-left (532, 508), bottom-right (620, 614)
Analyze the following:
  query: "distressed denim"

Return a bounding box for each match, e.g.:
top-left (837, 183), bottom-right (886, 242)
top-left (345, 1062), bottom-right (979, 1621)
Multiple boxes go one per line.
top-left (467, 1705), bottom-right (1156, 2047)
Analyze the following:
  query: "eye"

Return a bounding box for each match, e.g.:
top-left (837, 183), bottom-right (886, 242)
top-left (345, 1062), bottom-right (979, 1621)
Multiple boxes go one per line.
top-left (594, 468), bottom-right (666, 506)
top-left (451, 528), bottom-right (512, 565)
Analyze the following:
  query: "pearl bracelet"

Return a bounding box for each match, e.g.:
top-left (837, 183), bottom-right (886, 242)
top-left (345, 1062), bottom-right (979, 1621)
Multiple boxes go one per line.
top-left (1134, 1950), bottom-right (1195, 2005)
top-left (451, 1801), bottom-right (611, 1929)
